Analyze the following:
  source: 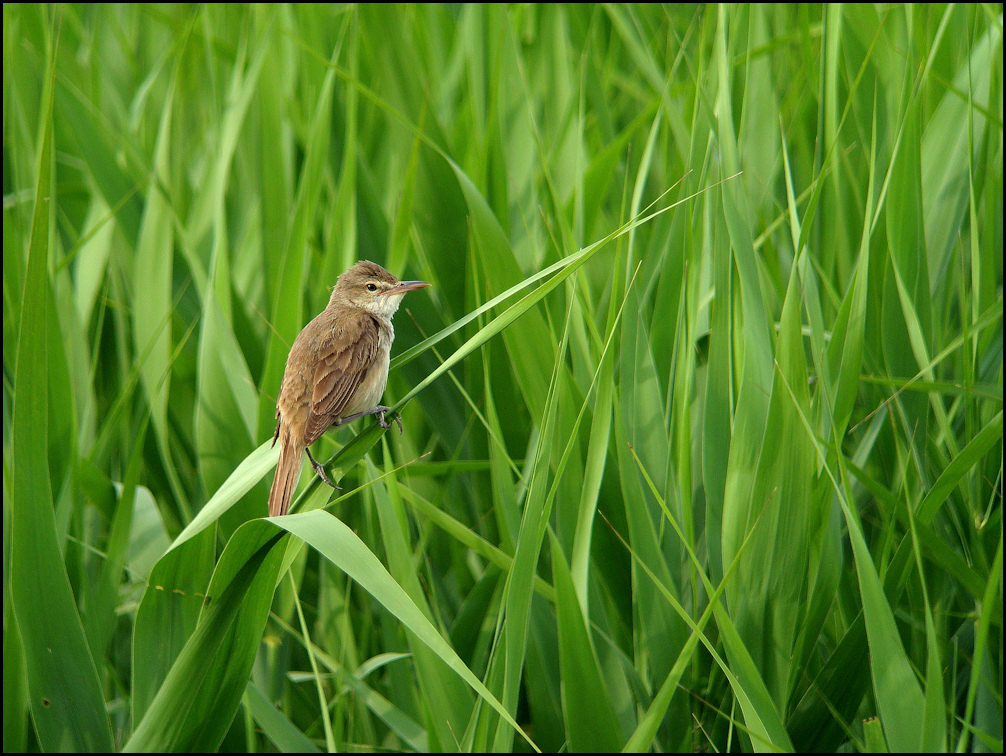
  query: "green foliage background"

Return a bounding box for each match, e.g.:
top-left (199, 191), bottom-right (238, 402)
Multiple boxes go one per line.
top-left (3, 3), bottom-right (1002, 752)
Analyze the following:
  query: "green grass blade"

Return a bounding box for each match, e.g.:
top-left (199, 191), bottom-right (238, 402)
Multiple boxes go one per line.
top-left (920, 15), bottom-right (999, 286)
top-left (8, 20), bottom-right (114, 750)
top-left (777, 355), bottom-right (930, 754)
top-left (906, 506), bottom-right (948, 753)
top-left (275, 510), bottom-right (540, 752)
top-left (256, 29), bottom-right (346, 439)
top-left (369, 454), bottom-right (474, 751)
top-left (244, 682), bottom-right (322, 754)
top-left (132, 73), bottom-right (185, 513)
top-left (549, 531), bottom-right (624, 752)
top-left (126, 526), bottom-right (287, 751)
top-left (131, 530), bottom-right (216, 723)
top-left (843, 487), bottom-right (927, 753)
top-left (957, 532), bottom-right (1004, 752)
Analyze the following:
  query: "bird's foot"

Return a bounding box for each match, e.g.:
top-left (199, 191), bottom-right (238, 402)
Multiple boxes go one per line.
top-left (306, 448), bottom-right (341, 489)
top-left (374, 406), bottom-right (403, 434)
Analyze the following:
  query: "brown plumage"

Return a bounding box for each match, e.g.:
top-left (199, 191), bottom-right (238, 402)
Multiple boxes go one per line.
top-left (268, 261), bottom-right (430, 517)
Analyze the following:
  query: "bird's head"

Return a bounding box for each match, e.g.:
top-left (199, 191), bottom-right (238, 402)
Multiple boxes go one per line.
top-left (330, 260), bottom-right (430, 320)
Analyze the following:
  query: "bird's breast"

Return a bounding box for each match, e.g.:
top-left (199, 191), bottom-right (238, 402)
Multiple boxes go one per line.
top-left (342, 344), bottom-right (391, 416)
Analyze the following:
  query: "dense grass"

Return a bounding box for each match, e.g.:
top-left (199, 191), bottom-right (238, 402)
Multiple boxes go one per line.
top-left (3, 3), bottom-right (1002, 752)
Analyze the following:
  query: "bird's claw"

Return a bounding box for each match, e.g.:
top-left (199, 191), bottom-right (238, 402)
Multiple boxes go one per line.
top-left (375, 406), bottom-right (404, 434)
top-left (306, 448), bottom-right (341, 489)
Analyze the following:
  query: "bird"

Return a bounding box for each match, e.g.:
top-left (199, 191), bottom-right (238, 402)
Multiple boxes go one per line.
top-left (268, 260), bottom-right (430, 517)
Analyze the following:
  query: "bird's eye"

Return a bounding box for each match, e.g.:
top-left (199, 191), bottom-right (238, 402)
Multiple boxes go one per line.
top-left (366, 283), bottom-right (378, 292)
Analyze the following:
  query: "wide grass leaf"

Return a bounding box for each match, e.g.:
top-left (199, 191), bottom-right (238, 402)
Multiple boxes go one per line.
top-left (130, 442), bottom-right (276, 721)
top-left (549, 532), bottom-right (624, 752)
top-left (8, 33), bottom-right (114, 751)
top-left (846, 497), bottom-right (927, 753)
top-left (125, 526), bottom-right (288, 751)
top-left (276, 510), bottom-right (539, 751)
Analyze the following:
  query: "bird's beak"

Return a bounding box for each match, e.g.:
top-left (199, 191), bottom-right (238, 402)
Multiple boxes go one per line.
top-left (382, 280), bottom-right (431, 294)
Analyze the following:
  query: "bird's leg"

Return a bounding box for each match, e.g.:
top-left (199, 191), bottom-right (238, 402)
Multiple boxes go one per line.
top-left (334, 405), bottom-right (403, 434)
top-left (378, 407), bottom-right (404, 434)
top-left (305, 448), bottom-right (341, 489)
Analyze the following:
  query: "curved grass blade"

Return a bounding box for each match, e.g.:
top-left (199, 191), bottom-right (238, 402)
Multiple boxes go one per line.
top-left (275, 510), bottom-right (541, 752)
top-left (125, 527), bottom-right (287, 752)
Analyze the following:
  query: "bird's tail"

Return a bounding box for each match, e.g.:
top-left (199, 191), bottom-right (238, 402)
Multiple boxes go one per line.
top-left (269, 431), bottom-right (303, 517)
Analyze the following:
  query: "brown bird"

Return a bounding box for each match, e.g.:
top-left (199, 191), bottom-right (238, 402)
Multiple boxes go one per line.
top-left (268, 260), bottom-right (430, 517)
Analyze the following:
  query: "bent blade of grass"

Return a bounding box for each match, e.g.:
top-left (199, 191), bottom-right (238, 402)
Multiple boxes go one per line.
top-left (126, 526), bottom-right (287, 752)
top-left (131, 440), bottom-right (277, 721)
top-left (390, 167), bottom-right (715, 373)
top-left (392, 174), bottom-right (733, 434)
top-left (327, 650), bottom-right (429, 749)
top-left (338, 662), bottom-right (429, 753)
top-left (274, 510), bottom-right (541, 752)
top-left (271, 607), bottom-right (430, 751)
top-left (131, 528), bottom-right (217, 723)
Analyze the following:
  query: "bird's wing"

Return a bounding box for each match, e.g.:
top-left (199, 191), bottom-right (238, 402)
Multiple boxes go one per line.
top-left (304, 311), bottom-right (382, 445)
